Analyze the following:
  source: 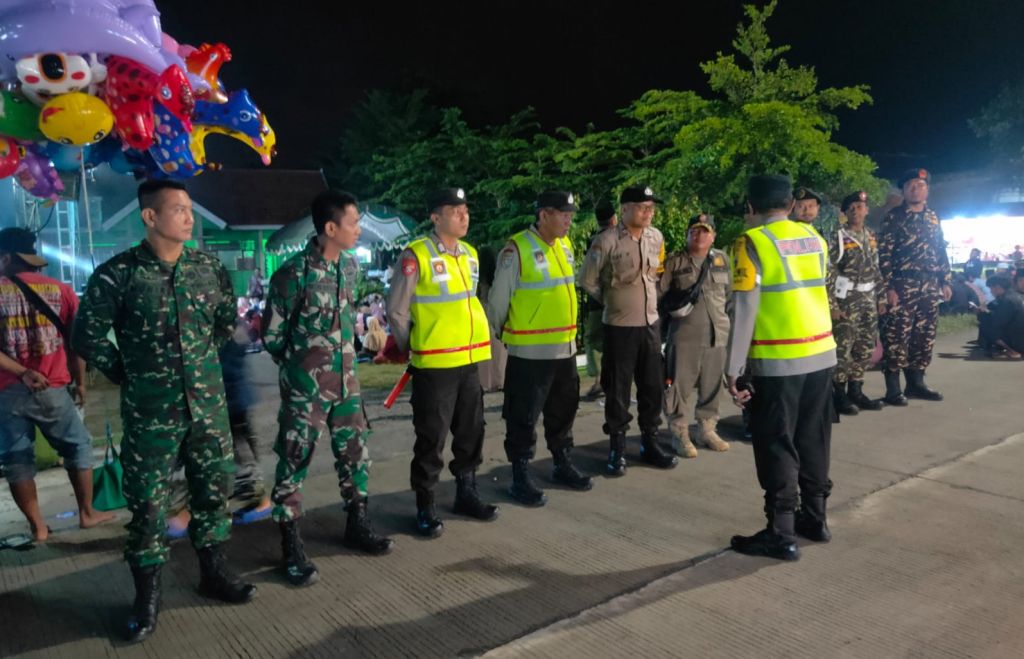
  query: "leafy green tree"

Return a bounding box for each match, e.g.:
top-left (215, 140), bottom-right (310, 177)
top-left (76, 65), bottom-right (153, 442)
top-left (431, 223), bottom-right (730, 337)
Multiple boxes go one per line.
top-left (358, 0), bottom-right (888, 254)
top-left (970, 79), bottom-right (1024, 174)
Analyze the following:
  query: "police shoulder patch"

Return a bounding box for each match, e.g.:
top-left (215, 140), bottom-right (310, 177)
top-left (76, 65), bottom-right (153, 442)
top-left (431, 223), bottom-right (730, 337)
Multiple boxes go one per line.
top-left (401, 257), bottom-right (417, 277)
top-left (731, 236), bottom-right (757, 292)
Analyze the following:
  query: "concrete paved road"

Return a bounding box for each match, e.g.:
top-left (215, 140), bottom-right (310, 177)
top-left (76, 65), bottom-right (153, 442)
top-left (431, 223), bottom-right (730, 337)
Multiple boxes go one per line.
top-left (1, 330), bottom-right (1021, 658)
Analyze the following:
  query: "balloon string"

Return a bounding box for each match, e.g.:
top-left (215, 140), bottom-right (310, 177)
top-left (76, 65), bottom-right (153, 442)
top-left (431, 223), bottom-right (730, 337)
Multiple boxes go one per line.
top-left (79, 153), bottom-right (96, 271)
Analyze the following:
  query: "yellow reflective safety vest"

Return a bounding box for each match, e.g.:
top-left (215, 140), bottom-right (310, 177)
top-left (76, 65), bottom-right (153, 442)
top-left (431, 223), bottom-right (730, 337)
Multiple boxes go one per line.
top-left (408, 236), bottom-right (492, 368)
top-left (744, 220), bottom-right (836, 361)
top-left (501, 229), bottom-right (578, 346)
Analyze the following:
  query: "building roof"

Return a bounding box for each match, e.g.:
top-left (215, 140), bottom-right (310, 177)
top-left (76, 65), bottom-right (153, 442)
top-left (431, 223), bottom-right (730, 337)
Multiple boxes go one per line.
top-left (185, 169), bottom-right (328, 228)
top-left (98, 168), bottom-right (328, 230)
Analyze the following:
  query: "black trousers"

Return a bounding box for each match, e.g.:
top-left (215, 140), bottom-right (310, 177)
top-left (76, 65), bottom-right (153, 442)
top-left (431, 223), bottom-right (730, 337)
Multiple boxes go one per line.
top-left (749, 367), bottom-right (834, 532)
top-left (409, 364), bottom-right (485, 492)
top-left (502, 356), bottom-right (580, 461)
top-left (600, 323), bottom-right (664, 435)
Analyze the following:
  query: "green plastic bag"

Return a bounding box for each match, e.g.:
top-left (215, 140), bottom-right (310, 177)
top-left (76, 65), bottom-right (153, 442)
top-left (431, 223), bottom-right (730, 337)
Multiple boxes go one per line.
top-left (92, 424), bottom-right (127, 511)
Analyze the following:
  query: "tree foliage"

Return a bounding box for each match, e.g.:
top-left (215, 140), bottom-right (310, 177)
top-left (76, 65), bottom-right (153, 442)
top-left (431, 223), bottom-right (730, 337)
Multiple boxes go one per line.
top-left (324, 0), bottom-right (887, 254)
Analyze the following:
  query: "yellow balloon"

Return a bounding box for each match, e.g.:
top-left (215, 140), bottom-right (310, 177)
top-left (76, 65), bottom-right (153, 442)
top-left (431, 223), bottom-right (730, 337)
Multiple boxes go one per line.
top-left (38, 92), bottom-right (115, 146)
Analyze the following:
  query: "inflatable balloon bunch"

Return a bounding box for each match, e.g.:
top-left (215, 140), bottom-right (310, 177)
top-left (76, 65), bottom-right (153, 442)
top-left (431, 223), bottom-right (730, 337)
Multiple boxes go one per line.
top-left (0, 1), bottom-right (277, 201)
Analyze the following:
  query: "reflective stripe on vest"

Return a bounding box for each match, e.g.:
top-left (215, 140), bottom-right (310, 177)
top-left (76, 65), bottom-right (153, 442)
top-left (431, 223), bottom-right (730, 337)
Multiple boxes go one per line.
top-left (408, 237), bottom-right (492, 368)
top-left (745, 221), bottom-right (836, 361)
top-left (502, 230), bottom-right (578, 346)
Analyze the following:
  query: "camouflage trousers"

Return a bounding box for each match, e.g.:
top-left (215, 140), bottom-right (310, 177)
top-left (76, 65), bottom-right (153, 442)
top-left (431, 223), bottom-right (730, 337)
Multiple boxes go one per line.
top-left (833, 291), bottom-right (878, 383)
top-left (880, 278), bottom-right (942, 371)
top-left (121, 409), bottom-right (233, 567)
top-left (271, 366), bottom-right (369, 522)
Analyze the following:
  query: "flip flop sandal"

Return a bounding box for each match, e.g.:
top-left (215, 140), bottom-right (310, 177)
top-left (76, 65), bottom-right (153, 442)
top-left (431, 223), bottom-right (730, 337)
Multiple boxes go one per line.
top-left (0, 533), bottom-right (35, 550)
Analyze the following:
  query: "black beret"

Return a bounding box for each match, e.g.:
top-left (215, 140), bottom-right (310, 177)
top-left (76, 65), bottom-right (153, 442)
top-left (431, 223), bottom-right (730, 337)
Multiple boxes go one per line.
top-left (793, 186), bottom-right (823, 204)
top-left (897, 168), bottom-right (930, 188)
top-left (535, 190), bottom-right (578, 212)
top-left (841, 190), bottom-right (869, 212)
top-left (620, 184), bottom-right (662, 204)
top-left (427, 187), bottom-right (468, 211)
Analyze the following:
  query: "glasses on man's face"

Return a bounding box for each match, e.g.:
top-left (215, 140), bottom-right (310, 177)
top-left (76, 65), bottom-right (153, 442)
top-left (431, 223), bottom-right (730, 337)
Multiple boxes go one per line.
top-left (630, 203), bottom-right (656, 215)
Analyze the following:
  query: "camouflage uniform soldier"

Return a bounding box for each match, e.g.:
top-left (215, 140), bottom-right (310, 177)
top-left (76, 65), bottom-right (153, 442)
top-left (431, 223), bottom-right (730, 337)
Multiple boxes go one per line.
top-left (263, 191), bottom-right (394, 588)
top-left (877, 168), bottom-right (952, 405)
top-left (72, 180), bottom-right (255, 644)
top-left (828, 191), bottom-right (885, 415)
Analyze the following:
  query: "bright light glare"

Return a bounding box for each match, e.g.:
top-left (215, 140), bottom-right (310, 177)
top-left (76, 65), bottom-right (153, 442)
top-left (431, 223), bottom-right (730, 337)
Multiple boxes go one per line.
top-left (941, 215), bottom-right (1024, 263)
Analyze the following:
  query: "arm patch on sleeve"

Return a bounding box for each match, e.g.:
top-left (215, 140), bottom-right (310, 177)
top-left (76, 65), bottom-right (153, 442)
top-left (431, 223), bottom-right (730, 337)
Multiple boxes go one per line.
top-left (732, 236), bottom-right (758, 292)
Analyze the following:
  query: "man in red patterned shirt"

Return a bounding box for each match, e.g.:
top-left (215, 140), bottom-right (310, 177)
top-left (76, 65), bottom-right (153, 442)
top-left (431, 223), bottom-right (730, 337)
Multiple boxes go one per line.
top-left (0, 228), bottom-right (114, 541)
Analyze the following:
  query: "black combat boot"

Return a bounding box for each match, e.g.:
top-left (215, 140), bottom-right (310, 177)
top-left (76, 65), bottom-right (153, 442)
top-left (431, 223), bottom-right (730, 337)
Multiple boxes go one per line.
top-left (731, 510), bottom-right (800, 561)
top-left (125, 564), bottom-right (161, 643)
top-left (551, 447), bottom-right (593, 491)
top-left (508, 458), bottom-right (547, 507)
top-left (795, 496), bottom-right (832, 543)
top-left (904, 369), bottom-right (943, 401)
top-left (883, 370), bottom-right (908, 406)
top-left (606, 432), bottom-right (627, 477)
top-left (415, 490), bottom-right (444, 538)
top-left (279, 520), bottom-right (318, 587)
top-left (640, 430), bottom-right (678, 469)
top-left (196, 544), bottom-right (257, 604)
top-left (453, 471), bottom-right (499, 521)
top-left (344, 498), bottom-right (394, 555)
top-left (833, 382), bottom-right (859, 415)
top-left (847, 380), bottom-right (883, 411)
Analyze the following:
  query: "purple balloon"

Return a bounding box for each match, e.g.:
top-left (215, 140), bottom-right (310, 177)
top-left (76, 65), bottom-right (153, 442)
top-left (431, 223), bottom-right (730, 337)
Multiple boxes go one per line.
top-left (0, 1), bottom-right (182, 81)
top-left (13, 148), bottom-right (64, 200)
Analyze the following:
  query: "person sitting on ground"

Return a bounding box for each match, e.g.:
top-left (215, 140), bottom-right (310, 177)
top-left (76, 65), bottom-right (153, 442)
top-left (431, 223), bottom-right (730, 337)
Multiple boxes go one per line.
top-left (0, 228), bottom-right (116, 541)
top-left (977, 275), bottom-right (1024, 359)
top-left (944, 273), bottom-right (979, 315)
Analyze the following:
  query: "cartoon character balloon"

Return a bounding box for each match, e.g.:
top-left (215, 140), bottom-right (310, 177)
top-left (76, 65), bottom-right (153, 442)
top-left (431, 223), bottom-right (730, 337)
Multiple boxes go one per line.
top-left (0, 137), bottom-right (22, 178)
top-left (38, 92), bottom-right (114, 145)
top-left (105, 56), bottom-right (193, 151)
top-left (15, 52), bottom-right (106, 105)
top-left (13, 149), bottom-right (63, 200)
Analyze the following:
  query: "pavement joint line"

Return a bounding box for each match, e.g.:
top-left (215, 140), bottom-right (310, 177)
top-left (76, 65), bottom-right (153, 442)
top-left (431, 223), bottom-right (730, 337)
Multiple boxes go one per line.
top-left (480, 431), bottom-right (1024, 657)
top-left (471, 546), bottom-right (733, 658)
top-left (911, 475), bottom-right (1024, 503)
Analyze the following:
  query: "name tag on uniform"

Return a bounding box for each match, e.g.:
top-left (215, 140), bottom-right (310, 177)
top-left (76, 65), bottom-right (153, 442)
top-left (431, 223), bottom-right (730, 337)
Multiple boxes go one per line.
top-left (533, 250), bottom-right (549, 270)
top-left (430, 257), bottom-right (451, 282)
top-left (562, 245), bottom-right (574, 264)
top-left (468, 256), bottom-right (480, 281)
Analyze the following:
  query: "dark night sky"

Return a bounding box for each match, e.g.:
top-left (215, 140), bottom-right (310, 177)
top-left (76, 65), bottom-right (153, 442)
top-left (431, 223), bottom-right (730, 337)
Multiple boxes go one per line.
top-left (159, 0), bottom-right (1024, 179)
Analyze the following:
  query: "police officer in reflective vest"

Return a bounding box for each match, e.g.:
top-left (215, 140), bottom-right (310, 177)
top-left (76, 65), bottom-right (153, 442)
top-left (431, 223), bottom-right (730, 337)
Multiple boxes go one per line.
top-left (486, 191), bottom-right (594, 507)
top-left (387, 188), bottom-right (499, 537)
top-left (726, 175), bottom-right (838, 561)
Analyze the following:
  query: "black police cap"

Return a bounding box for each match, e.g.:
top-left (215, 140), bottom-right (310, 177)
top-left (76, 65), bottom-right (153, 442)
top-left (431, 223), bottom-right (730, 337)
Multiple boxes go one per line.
top-left (841, 190), bottom-right (869, 212)
top-left (897, 168), bottom-right (930, 189)
top-left (427, 187), bottom-right (468, 211)
top-left (793, 186), bottom-right (823, 204)
top-left (535, 190), bottom-right (578, 212)
top-left (619, 184), bottom-right (662, 204)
